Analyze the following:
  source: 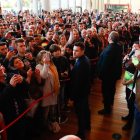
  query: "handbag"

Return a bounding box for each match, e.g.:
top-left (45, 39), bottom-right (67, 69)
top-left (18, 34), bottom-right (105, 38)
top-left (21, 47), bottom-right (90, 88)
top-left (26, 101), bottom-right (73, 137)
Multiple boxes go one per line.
top-left (47, 119), bottom-right (60, 133)
top-left (25, 92), bottom-right (39, 118)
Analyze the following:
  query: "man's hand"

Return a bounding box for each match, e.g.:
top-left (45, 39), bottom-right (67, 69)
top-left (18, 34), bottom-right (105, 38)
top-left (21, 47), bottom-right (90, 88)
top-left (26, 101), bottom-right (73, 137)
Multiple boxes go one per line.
top-left (134, 50), bottom-right (140, 61)
top-left (25, 53), bottom-right (33, 60)
top-left (27, 68), bottom-right (33, 78)
top-left (10, 75), bottom-right (23, 87)
top-left (68, 100), bottom-right (73, 106)
top-left (52, 33), bottom-right (58, 41)
top-left (5, 31), bottom-right (12, 40)
top-left (61, 71), bottom-right (68, 78)
top-left (123, 54), bottom-right (132, 66)
top-left (35, 68), bottom-right (40, 76)
top-left (6, 50), bottom-right (15, 60)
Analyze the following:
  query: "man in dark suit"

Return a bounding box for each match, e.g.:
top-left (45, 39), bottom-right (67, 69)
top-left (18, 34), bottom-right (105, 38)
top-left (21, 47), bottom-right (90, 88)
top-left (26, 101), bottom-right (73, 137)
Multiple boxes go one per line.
top-left (68, 42), bottom-right (91, 140)
top-left (97, 31), bottom-right (122, 114)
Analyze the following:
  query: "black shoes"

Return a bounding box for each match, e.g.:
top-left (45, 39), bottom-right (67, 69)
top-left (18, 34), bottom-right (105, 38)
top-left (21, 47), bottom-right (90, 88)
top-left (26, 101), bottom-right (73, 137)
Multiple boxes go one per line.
top-left (122, 122), bottom-right (132, 130)
top-left (76, 133), bottom-right (85, 140)
top-left (98, 109), bottom-right (111, 115)
top-left (122, 115), bottom-right (130, 120)
top-left (85, 126), bottom-right (91, 131)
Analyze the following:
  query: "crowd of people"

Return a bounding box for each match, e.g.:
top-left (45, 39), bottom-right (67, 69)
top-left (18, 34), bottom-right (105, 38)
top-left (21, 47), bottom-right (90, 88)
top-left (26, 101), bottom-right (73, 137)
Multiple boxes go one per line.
top-left (0, 7), bottom-right (140, 140)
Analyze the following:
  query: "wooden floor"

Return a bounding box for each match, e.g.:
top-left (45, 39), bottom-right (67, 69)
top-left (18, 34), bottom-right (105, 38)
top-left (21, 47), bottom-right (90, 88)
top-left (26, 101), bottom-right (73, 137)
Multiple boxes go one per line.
top-left (33, 70), bottom-right (131, 140)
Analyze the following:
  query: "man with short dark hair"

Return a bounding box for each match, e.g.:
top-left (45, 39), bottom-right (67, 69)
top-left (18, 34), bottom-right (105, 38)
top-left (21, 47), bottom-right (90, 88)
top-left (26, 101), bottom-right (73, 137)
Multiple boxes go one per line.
top-left (15, 38), bottom-right (36, 77)
top-left (97, 31), bottom-right (122, 114)
top-left (68, 42), bottom-right (91, 140)
top-left (0, 42), bottom-right (15, 71)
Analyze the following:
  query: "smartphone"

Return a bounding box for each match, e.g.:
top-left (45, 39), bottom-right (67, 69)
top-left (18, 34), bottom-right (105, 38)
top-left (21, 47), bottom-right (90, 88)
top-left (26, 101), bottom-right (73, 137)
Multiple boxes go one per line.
top-left (9, 46), bottom-right (14, 51)
top-left (65, 25), bottom-right (71, 28)
top-left (30, 61), bottom-right (36, 71)
top-left (59, 24), bottom-right (64, 27)
top-left (25, 49), bottom-right (30, 53)
top-left (11, 32), bottom-right (18, 36)
top-left (55, 31), bottom-right (58, 34)
top-left (14, 68), bottom-right (18, 74)
top-left (46, 53), bottom-right (50, 61)
top-left (22, 30), bottom-right (26, 37)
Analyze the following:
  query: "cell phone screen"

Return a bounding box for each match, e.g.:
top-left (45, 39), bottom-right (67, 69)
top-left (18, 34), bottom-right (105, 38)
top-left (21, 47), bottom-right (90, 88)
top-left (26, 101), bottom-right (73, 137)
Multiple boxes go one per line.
top-left (9, 46), bottom-right (14, 51)
top-left (46, 53), bottom-right (50, 61)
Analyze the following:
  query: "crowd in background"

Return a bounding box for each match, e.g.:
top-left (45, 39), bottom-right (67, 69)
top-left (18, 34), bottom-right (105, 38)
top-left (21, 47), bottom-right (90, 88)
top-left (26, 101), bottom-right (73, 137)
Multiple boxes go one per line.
top-left (0, 7), bottom-right (140, 140)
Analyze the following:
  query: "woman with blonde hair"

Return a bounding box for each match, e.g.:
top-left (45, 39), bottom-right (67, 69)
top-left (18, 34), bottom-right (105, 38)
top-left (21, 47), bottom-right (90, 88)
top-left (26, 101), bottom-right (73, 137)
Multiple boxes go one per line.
top-left (36, 50), bottom-right (60, 125)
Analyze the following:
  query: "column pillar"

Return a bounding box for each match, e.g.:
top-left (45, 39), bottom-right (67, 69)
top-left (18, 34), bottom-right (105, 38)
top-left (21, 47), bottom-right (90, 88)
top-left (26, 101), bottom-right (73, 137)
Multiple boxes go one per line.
top-left (79, 0), bottom-right (82, 6)
top-left (58, 0), bottom-right (61, 9)
top-left (73, 0), bottom-right (76, 12)
top-left (107, 0), bottom-right (110, 3)
top-left (33, 0), bottom-right (38, 15)
top-left (17, 0), bottom-right (22, 12)
top-left (96, 0), bottom-right (99, 13)
top-left (42, 0), bottom-right (50, 12)
top-left (67, 0), bottom-right (69, 8)
top-left (99, 0), bottom-right (104, 13)
top-left (92, 0), bottom-right (96, 10)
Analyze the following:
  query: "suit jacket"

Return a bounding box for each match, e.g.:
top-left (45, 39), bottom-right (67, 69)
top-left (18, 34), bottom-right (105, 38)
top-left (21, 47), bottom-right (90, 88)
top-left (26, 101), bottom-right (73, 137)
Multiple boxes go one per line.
top-left (97, 43), bottom-right (122, 80)
top-left (70, 55), bottom-right (91, 101)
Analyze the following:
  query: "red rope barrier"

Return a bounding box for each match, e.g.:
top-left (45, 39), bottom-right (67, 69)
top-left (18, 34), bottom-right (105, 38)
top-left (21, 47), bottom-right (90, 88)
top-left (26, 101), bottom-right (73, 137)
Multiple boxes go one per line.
top-left (89, 57), bottom-right (99, 61)
top-left (60, 78), bottom-right (71, 82)
top-left (132, 34), bottom-right (140, 36)
top-left (0, 90), bottom-right (55, 133)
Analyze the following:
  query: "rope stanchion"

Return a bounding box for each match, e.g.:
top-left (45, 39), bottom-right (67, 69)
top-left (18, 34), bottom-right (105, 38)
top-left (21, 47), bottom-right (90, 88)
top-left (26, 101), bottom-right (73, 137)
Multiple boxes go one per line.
top-left (0, 90), bottom-right (55, 134)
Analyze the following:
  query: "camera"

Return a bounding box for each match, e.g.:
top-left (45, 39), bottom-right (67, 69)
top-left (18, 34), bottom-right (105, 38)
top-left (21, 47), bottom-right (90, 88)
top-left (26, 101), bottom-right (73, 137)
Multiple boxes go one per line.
top-left (22, 30), bottom-right (26, 37)
top-left (65, 25), bottom-right (71, 28)
top-left (11, 32), bottom-right (18, 36)
top-left (30, 61), bottom-right (36, 71)
top-left (86, 35), bottom-right (90, 39)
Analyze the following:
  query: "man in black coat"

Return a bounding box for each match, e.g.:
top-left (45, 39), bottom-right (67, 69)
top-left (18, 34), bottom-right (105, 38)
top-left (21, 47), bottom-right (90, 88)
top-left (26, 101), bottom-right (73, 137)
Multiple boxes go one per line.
top-left (97, 31), bottom-right (122, 114)
top-left (68, 42), bottom-right (91, 140)
top-left (0, 66), bottom-right (29, 140)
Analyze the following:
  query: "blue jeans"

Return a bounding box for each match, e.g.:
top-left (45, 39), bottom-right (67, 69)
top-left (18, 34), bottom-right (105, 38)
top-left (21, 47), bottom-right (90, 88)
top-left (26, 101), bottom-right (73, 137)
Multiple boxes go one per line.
top-left (132, 100), bottom-right (140, 140)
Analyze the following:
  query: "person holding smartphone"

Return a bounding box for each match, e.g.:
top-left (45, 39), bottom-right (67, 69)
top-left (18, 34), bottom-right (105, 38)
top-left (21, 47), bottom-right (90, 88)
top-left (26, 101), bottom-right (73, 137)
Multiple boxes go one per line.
top-left (50, 44), bottom-right (70, 113)
top-left (36, 50), bottom-right (60, 127)
top-left (45, 31), bottom-right (59, 51)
